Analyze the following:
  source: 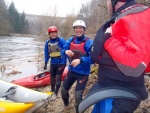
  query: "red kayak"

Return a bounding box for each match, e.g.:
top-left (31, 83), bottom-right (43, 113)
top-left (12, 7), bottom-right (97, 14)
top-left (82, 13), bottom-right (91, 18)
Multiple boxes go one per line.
top-left (11, 68), bottom-right (68, 88)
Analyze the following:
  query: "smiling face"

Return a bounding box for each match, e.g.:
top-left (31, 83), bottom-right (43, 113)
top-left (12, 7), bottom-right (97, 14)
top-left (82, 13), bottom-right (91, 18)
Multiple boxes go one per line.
top-left (74, 26), bottom-right (85, 37)
top-left (49, 32), bottom-right (57, 39)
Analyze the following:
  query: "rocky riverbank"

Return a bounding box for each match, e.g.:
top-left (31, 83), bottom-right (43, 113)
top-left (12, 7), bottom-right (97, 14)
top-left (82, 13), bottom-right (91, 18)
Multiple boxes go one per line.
top-left (34, 73), bottom-right (150, 113)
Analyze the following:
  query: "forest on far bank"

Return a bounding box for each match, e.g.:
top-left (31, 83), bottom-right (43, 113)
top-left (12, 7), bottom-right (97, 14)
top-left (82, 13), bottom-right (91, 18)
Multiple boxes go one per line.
top-left (0, 0), bottom-right (150, 39)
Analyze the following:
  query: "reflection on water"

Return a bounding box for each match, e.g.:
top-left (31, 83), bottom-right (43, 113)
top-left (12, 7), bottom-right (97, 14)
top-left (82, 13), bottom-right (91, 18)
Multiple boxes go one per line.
top-left (0, 36), bottom-right (45, 82)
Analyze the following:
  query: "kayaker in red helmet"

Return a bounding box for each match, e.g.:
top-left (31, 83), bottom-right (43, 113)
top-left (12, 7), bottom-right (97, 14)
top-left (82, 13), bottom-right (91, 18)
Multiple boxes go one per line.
top-left (60, 20), bottom-right (93, 113)
top-left (78, 0), bottom-right (150, 113)
top-left (44, 26), bottom-right (67, 99)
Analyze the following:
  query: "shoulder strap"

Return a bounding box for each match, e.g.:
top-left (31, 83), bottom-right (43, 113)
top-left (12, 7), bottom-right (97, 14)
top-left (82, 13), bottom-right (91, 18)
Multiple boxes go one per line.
top-left (116, 4), bottom-right (148, 21)
top-left (106, 4), bottom-right (148, 26)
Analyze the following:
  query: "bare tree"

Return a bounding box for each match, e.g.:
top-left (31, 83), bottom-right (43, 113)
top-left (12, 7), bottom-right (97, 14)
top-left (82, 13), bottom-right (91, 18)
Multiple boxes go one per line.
top-left (27, 4), bottom-right (66, 41)
top-left (60, 14), bottom-right (77, 39)
top-left (79, 0), bottom-right (109, 34)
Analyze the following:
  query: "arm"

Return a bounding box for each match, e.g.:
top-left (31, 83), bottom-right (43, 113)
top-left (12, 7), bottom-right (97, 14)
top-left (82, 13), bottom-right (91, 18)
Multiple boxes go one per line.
top-left (44, 40), bottom-right (50, 62)
top-left (60, 37), bottom-right (73, 58)
top-left (90, 23), bottom-right (111, 63)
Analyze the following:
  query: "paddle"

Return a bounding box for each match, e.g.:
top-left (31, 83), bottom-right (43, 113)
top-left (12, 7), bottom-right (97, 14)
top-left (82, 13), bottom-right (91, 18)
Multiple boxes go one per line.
top-left (0, 86), bottom-right (17, 98)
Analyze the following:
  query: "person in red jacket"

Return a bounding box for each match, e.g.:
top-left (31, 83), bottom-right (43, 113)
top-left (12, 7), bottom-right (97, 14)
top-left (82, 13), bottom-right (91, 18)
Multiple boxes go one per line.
top-left (78, 0), bottom-right (149, 113)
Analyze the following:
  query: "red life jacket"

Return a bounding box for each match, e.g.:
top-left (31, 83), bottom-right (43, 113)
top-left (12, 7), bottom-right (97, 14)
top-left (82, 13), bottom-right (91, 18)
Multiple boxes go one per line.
top-left (104, 5), bottom-right (150, 77)
top-left (70, 37), bottom-right (89, 60)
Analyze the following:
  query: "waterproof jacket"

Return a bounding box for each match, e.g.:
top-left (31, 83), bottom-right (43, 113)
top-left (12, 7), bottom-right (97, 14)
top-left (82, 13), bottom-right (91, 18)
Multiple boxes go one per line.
top-left (90, 1), bottom-right (148, 100)
top-left (44, 37), bottom-right (67, 64)
top-left (61, 35), bottom-right (93, 75)
top-left (105, 5), bottom-right (150, 77)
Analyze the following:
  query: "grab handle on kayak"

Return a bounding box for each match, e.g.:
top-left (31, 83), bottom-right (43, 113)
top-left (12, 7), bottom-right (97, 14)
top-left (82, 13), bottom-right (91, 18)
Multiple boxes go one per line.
top-left (0, 86), bottom-right (17, 98)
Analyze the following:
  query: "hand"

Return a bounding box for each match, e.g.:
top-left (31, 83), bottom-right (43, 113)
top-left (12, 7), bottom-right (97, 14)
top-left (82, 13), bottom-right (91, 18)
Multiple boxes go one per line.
top-left (71, 59), bottom-right (80, 67)
top-left (44, 62), bottom-right (47, 70)
top-left (65, 50), bottom-right (74, 57)
top-left (44, 65), bottom-right (47, 70)
top-left (105, 26), bottom-right (112, 34)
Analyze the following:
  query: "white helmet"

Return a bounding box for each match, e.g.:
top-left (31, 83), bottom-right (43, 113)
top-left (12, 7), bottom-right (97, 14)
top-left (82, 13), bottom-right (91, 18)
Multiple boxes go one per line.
top-left (73, 20), bottom-right (86, 29)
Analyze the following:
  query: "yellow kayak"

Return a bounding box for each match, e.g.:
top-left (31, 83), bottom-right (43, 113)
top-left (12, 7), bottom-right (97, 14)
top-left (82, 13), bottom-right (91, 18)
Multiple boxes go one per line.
top-left (0, 100), bottom-right (34, 113)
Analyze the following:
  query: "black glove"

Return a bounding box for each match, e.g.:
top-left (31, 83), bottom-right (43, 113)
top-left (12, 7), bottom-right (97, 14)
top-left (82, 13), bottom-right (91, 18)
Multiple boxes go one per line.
top-left (44, 62), bottom-right (47, 70)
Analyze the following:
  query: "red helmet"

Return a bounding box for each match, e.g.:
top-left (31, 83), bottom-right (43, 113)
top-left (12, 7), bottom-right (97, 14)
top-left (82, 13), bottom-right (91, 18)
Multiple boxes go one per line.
top-left (48, 26), bottom-right (58, 33)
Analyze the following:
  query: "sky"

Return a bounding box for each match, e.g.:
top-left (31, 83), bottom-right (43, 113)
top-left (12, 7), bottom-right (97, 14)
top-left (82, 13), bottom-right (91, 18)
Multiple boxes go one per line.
top-left (4, 0), bottom-right (91, 17)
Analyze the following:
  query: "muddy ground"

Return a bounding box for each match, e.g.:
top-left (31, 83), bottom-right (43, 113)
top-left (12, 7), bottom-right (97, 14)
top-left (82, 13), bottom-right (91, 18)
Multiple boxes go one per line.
top-left (34, 72), bottom-right (150, 113)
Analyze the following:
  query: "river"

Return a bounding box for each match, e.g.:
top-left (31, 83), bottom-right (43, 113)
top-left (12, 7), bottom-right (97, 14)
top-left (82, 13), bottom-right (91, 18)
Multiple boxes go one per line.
top-left (0, 36), bottom-right (45, 82)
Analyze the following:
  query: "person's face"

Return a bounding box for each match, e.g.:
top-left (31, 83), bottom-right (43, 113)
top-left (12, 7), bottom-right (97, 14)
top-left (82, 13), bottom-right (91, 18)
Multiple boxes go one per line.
top-left (107, 0), bottom-right (113, 16)
top-left (49, 32), bottom-right (57, 39)
top-left (74, 26), bottom-right (85, 37)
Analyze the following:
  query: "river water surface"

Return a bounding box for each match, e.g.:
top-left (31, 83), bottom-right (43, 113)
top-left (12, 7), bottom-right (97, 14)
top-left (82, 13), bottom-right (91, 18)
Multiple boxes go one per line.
top-left (0, 36), bottom-right (45, 82)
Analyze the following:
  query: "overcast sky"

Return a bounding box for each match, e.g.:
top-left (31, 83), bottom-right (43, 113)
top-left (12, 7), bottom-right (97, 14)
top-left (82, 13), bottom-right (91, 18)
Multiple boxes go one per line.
top-left (4, 0), bottom-right (91, 17)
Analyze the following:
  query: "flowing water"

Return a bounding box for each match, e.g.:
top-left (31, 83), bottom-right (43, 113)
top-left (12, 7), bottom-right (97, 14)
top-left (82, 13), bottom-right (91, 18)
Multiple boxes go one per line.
top-left (0, 36), bottom-right (45, 82)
